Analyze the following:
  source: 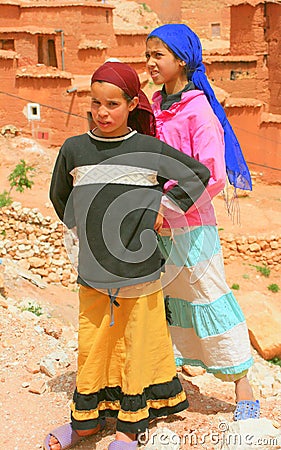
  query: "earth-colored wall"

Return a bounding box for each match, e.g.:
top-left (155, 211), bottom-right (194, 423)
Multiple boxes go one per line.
top-left (0, 1), bottom-right (280, 182)
top-left (205, 58), bottom-right (258, 99)
top-left (230, 4), bottom-right (266, 56)
top-left (17, 5), bottom-right (115, 74)
top-left (126, 0), bottom-right (181, 23)
top-left (266, 4), bottom-right (281, 114)
top-left (0, 4), bottom-right (20, 25)
top-left (226, 105), bottom-right (281, 184)
top-left (181, 0), bottom-right (230, 40)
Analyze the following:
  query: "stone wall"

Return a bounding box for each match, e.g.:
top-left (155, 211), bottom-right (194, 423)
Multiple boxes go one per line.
top-left (0, 203), bottom-right (279, 289)
top-left (0, 203), bottom-right (77, 288)
top-left (220, 234), bottom-right (281, 269)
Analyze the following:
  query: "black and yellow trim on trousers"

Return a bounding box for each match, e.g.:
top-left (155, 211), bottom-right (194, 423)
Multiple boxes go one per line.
top-left (71, 282), bottom-right (189, 433)
top-left (71, 377), bottom-right (188, 433)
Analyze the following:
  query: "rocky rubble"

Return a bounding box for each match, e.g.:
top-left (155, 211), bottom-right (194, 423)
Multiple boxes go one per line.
top-left (1, 261), bottom-right (281, 449)
top-left (0, 202), bottom-right (77, 288)
top-left (220, 233), bottom-right (281, 268)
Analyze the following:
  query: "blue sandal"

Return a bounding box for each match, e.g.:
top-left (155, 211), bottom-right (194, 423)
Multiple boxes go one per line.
top-left (108, 441), bottom-right (138, 449)
top-left (234, 399), bottom-right (260, 421)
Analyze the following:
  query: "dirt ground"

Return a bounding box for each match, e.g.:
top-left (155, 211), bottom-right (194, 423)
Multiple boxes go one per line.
top-left (1, 134), bottom-right (281, 449)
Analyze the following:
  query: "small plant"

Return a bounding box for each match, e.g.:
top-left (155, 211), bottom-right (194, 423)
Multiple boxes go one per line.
top-left (0, 159), bottom-right (35, 207)
top-left (231, 283), bottom-right (240, 290)
top-left (141, 2), bottom-right (151, 12)
top-left (269, 357), bottom-right (281, 367)
top-left (242, 273), bottom-right (250, 279)
top-left (8, 159), bottom-right (35, 192)
top-left (250, 263), bottom-right (271, 278)
top-left (0, 229), bottom-right (6, 237)
top-left (218, 227), bottom-right (224, 231)
top-left (71, 286), bottom-right (79, 293)
top-left (21, 301), bottom-right (43, 316)
top-left (267, 283), bottom-right (280, 293)
top-left (0, 191), bottom-right (12, 208)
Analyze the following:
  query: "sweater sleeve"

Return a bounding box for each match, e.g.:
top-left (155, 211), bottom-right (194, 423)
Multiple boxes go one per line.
top-left (158, 143), bottom-right (210, 213)
top-left (49, 145), bottom-right (75, 228)
top-left (192, 117), bottom-right (226, 200)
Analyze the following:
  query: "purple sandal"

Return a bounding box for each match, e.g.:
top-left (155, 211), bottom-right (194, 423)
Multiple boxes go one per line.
top-left (44, 420), bottom-right (105, 449)
top-left (234, 399), bottom-right (260, 421)
top-left (108, 440), bottom-right (138, 449)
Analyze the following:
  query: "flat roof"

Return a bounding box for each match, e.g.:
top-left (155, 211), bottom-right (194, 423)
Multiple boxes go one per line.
top-left (78, 39), bottom-right (108, 50)
top-left (114, 29), bottom-right (149, 36)
top-left (204, 55), bottom-right (258, 63)
top-left (20, 0), bottom-right (114, 8)
top-left (0, 1), bottom-right (20, 5)
top-left (261, 112), bottom-right (281, 124)
top-left (230, 0), bottom-right (281, 6)
top-left (16, 65), bottom-right (73, 79)
top-left (0, 26), bottom-right (56, 34)
top-left (225, 97), bottom-right (264, 107)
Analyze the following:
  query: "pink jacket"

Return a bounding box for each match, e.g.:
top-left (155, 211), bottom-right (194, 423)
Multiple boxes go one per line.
top-left (152, 89), bottom-right (226, 228)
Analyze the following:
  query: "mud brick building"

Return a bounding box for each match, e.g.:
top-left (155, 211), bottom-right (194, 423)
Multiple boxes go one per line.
top-left (0, 0), bottom-right (280, 182)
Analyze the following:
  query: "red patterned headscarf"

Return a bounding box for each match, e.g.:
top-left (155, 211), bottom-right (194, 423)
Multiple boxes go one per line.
top-left (91, 62), bottom-right (155, 136)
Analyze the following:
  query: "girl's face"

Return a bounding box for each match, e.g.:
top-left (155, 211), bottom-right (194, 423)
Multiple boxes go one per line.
top-left (145, 37), bottom-right (187, 94)
top-left (91, 82), bottom-right (138, 137)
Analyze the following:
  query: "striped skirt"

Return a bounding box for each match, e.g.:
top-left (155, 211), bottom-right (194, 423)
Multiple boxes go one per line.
top-left (71, 280), bottom-right (188, 434)
top-left (158, 225), bottom-right (253, 380)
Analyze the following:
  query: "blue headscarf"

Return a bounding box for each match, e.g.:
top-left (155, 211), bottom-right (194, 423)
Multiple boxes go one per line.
top-left (148, 24), bottom-right (252, 190)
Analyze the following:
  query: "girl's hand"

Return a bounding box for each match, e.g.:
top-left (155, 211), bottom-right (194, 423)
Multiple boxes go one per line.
top-left (154, 205), bottom-right (164, 233)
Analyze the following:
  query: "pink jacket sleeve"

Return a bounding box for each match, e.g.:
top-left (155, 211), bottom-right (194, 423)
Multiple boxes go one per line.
top-left (162, 112), bottom-right (226, 217)
top-left (192, 117), bottom-right (226, 200)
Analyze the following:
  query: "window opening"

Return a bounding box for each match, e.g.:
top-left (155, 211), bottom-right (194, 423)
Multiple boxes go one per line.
top-left (211, 23), bottom-right (221, 38)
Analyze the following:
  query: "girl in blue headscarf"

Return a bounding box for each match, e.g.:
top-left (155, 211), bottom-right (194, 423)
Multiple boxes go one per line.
top-left (146, 24), bottom-right (260, 421)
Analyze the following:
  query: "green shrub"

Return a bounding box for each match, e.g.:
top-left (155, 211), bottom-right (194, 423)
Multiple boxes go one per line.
top-left (267, 283), bottom-right (280, 293)
top-left (269, 357), bottom-right (281, 367)
top-left (141, 2), bottom-right (151, 12)
top-left (231, 283), bottom-right (240, 290)
top-left (250, 263), bottom-right (271, 277)
top-left (0, 191), bottom-right (12, 208)
top-left (0, 160), bottom-right (35, 208)
top-left (8, 159), bottom-right (35, 193)
top-left (242, 274), bottom-right (250, 279)
top-left (21, 301), bottom-right (43, 316)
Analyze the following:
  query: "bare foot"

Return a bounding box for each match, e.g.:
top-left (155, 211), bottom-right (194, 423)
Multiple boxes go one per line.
top-left (235, 375), bottom-right (255, 402)
top-left (48, 423), bottom-right (102, 450)
top-left (115, 431), bottom-right (136, 443)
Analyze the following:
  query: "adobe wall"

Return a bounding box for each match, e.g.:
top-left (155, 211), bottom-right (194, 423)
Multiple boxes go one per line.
top-left (0, 4), bottom-right (20, 25)
top-left (205, 58), bottom-right (258, 99)
top-left (230, 4), bottom-right (266, 55)
top-left (0, 55), bottom-right (17, 89)
top-left (126, 0), bottom-right (181, 23)
top-left (267, 4), bottom-right (281, 114)
top-left (230, 4), bottom-right (269, 107)
top-left (15, 5), bottom-right (115, 74)
top-left (181, 0), bottom-right (230, 40)
top-left (1, 4), bottom-right (146, 75)
top-left (226, 104), bottom-right (281, 184)
top-left (109, 32), bottom-right (147, 60)
top-left (8, 75), bottom-right (89, 146)
top-left (0, 56), bottom-right (18, 124)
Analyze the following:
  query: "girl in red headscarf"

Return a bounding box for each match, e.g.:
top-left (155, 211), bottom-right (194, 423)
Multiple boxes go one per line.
top-left (46, 61), bottom-right (210, 450)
